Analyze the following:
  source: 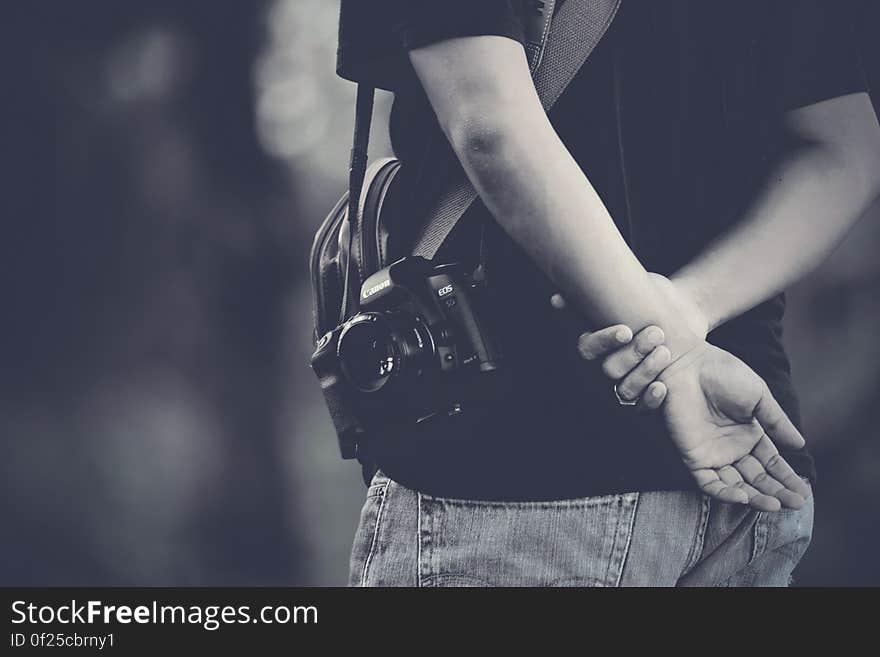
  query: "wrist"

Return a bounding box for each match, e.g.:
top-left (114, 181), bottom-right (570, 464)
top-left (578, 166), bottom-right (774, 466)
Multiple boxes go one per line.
top-left (658, 322), bottom-right (705, 363)
top-left (658, 336), bottom-right (710, 382)
top-left (669, 272), bottom-right (715, 335)
top-left (644, 272), bottom-right (710, 350)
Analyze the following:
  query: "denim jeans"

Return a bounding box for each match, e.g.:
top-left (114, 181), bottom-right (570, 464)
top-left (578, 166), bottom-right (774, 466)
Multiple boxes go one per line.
top-left (348, 470), bottom-right (814, 587)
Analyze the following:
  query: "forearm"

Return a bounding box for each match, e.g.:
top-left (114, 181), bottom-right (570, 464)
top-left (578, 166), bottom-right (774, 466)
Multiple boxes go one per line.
top-left (407, 35), bottom-right (703, 356)
top-left (674, 143), bottom-right (880, 330)
top-left (674, 93), bottom-right (880, 331)
top-left (450, 110), bottom-right (699, 357)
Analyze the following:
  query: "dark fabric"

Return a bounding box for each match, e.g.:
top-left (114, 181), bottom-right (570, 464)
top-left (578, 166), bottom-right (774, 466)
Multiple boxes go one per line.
top-left (335, 0), bottom-right (868, 501)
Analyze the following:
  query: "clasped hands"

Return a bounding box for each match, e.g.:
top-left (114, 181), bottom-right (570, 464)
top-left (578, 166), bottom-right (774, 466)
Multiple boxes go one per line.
top-left (552, 274), bottom-right (811, 512)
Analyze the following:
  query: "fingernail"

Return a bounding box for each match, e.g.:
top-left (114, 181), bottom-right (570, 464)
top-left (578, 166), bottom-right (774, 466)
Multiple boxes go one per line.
top-left (651, 385), bottom-right (663, 398)
top-left (616, 328), bottom-right (631, 343)
top-left (647, 327), bottom-right (663, 343)
top-left (655, 345), bottom-right (671, 363)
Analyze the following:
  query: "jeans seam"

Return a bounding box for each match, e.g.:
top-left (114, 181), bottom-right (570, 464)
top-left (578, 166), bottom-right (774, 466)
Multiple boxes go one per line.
top-left (614, 493), bottom-right (640, 587)
top-left (749, 512), bottom-right (769, 566)
top-left (682, 496), bottom-right (711, 576)
top-left (603, 496), bottom-right (623, 586)
top-left (360, 482), bottom-right (388, 587)
top-left (416, 491), bottom-right (423, 588)
top-left (418, 495), bottom-right (626, 510)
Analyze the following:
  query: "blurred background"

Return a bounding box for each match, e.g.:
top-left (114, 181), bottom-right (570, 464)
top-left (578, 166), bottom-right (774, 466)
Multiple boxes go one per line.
top-left (1, 1), bottom-right (878, 587)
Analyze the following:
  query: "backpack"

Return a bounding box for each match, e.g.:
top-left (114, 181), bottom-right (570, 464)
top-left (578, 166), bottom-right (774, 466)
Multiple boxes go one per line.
top-left (310, 0), bottom-right (621, 481)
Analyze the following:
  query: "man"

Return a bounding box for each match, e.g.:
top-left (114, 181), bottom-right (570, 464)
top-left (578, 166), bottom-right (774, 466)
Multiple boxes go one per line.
top-left (337, 0), bottom-right (880, 586)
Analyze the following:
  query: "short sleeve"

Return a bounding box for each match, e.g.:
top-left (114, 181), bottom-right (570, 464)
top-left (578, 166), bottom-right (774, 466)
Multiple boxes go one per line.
top-left (779, 0), bottom-right (867, 110)
top-left (337, 0), bottom-right (526, 91)
top-left (337, 0), bottom-right (402, 89)
top-left (392, 0), bottom-right (526, 51)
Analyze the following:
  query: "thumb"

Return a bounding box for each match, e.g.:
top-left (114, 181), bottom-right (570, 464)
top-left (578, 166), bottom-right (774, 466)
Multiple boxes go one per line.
top-left (754, 384), bottom-right (805, 450)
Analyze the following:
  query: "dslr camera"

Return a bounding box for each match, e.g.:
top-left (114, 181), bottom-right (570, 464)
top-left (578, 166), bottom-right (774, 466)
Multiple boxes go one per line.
top-left (311, 256), bottom-right (503, 458)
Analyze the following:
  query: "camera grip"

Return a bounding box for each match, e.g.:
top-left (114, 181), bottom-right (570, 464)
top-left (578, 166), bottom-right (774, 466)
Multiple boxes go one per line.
top-left (440, 281), bottom-right (502, 372)
top-left (311, 329), bottom-right (365, 460)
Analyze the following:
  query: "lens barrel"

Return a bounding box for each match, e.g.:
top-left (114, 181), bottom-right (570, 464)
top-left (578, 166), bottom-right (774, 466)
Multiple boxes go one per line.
top-left (337, 312), bottom-right (432, 393)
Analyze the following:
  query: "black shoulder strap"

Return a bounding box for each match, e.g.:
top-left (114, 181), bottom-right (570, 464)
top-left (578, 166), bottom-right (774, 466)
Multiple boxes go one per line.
top-left (339, 83), bottom-right (376, 318)
top-left (347, 83), bottom-right (375, 247)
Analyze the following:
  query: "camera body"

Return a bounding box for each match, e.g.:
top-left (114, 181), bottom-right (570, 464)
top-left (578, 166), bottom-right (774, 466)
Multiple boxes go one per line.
top-left (311, 256), bottom-right (503, 456)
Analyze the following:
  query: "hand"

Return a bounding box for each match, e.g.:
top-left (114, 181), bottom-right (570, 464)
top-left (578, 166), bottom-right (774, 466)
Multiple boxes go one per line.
top-left (550, 293), bottom-right (671, 410)
top-left (552, 273), bottom-right (708, 408)
top-left (658, 342), bottom-right (811, 511)
top-left (552, 282), bottom-right (810, 512)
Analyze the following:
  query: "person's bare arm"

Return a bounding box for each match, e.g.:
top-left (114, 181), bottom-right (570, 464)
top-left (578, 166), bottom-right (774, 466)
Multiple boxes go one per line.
top-left (408, 36), bottom-right (699, 358)
top-left (673, 92), bottom-right (880, 331)
top-left (579, 93), bottom-right (880, 412)
top-left (409, 35), bottom-right (810, 510)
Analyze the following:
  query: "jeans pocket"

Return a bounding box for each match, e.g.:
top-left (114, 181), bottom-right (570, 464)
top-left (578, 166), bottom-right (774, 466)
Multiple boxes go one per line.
top-left (347, 473), bottom-right (390, 587)
top-left (746, 480), bottom-right (814, 585)
top-left (418, 492), bottom-right (639, 587)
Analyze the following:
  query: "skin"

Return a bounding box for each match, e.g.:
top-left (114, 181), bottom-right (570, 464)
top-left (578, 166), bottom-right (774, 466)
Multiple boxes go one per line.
top-left (408, 34), bottom-right (880, 511)
top-left (674, 92), bottom-right (880, 332)
top-left (570, 93), bottom-right (880, 438)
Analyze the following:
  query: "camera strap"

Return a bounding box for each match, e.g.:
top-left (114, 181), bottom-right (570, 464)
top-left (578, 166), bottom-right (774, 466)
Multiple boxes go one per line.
top-left (339, 83), bottom-right (376, 319)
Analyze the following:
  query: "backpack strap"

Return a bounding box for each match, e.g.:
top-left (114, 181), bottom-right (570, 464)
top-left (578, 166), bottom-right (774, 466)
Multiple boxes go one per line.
top-left (410, 0), bottom-right (621, 260)
top-left (524, 0), bottom-right (558, 72)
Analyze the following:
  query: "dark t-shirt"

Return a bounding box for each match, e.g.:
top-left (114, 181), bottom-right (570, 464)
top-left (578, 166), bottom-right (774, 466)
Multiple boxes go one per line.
top-left (336, 0), bottom-right (867, 500)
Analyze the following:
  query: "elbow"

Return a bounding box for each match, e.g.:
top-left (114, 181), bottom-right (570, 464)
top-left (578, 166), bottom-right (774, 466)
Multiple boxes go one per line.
top-left (868, 150), bottom-right (880, 202)
top-left (842, 124), bottom-right (880, 201)
top-left (862, 117), bottom-right (880, 198)
top-left (832, 120), bottom-right (880, 202)
top-left (444, 108), bottom-right (524, 172)
top-left (785, 92), bottom-right (880, 203)
top-left (819, 138), bottom-right (880, 205)
top-left (850, 145), bottom-right (880, 204)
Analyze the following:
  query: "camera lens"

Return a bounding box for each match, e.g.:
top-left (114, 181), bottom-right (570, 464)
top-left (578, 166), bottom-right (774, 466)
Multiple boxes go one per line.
top-left (337, 312), bottom-right (431, 393)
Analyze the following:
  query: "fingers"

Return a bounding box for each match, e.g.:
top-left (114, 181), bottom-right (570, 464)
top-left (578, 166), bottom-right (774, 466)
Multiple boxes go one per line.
top-left (576, 325), bottom-right (669, 411)
top-left (615, 346), bottom-right (672, 403)
top-left (600, 326), bottom-right (665, 379)
top-left (550, 293), bottom-right (636, 361)
top-left (577, 325), bottom-right (633, 361)
top-left (753, 384), bottom-right (805, 450)
top-left (693, 463), bottom-right (807, 511)
top-left (752, 435), bottom-right (811, 501)
top-left (639, 381), bottom-right (667, 410)
top-left (555, 295), bottom-right (669, 410)
top-left (717, 465), bottom-right (781, 511)
top-left (734, 454), bottom-right (806, 510)
top-left (692, 469), bottom-right (749, 505)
